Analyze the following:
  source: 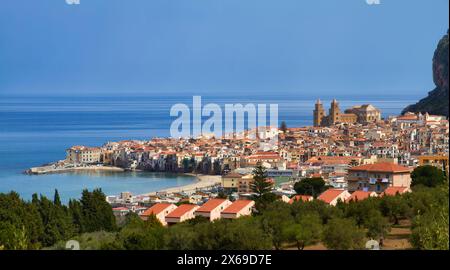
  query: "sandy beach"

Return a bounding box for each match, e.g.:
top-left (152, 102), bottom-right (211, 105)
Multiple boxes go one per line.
top-left (145, 174), bottom-right (222, 196)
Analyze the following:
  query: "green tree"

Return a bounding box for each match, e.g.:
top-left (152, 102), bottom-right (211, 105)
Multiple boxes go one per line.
top-left (0, 223), bottom-right (28, 250)
top-left (260, 202), bottom-right (295, 250)
top-left (0, 192), bottom-right (44, 249)
top-left (344, 198), bottom-right (381, 227)
top-left (322, 218), bottom-right (365, 250)
top-left (68, 199), bottom-right (84, 233)
top-left (34, 193), bottom-right (75, 247)
top-left (291, 199), bottom-right (342, 225)
top-left (191, 218), bottom-right (272, 250)
top-left (119, 214), bottom-right (165, 250)
top-left (411, 165), bottom-right (447, 188)
top-left (251, 162), bottom-right (273, 198)
top-left (219, 217), bottom-right (272, 250)
top-left (165, 224), bottom-right (197, 250)
top-left (294, 178), bottom-right (328, 198)
top-left (364, 209), bottom-right (391, 242)
top-left (80, 189), bottom-right (116, 232)
top-left (254, 192), bottom-right (279, 213)
top-left (410, 185), bottom-right (449, 250)
top-left (283, 213), bottom-right (322, 250)
top-left (53, 189), bottom-right (62, 206)
top-left (379, 194), bottom-right (411, 225)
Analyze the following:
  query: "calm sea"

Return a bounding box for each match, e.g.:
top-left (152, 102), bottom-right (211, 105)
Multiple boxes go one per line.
top-left (0, 93), bottom-right (419, 203)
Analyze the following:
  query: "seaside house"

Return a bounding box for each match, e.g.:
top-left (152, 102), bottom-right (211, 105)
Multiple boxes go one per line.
top-left (66, 146), bottom-right (102, 165)
top-left (220, 200), bottom-right (255, 219)
top-left (140, 203), bottom-right (177, 226)
top-left (347, 162), bottom-right (412, 193)
top-left (317, 189), bottom-right (351, 206)
top-left (165, 204), bottom-right (200, 225)
top-left (194, 198), bottom-right (232, 221)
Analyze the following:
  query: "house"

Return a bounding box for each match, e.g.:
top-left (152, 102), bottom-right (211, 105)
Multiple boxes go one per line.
top-left (165, 204), bottom-right (199, 225)
top-left (238, 174), bottom-right (255, 194)
top-left (347, 162), bottom-right (412, 193)
top-left (140, 203), bottom-right (177, 226)
top-left (131, 206), bottom-right (148, 215)
top-left (194, 199), bottom-right (232, 221)
top-left (288, 195), bottom-right (313, 204)
top-left (346, 190), bottom-right (378, 202)
top-left (66, 146), bottom-right (102, 164)
top-left (381, 186), bottom-right (412, 197)
top-left (317, 189), bottom-right (351, 206)
top-left (222, 173), bottom-right (242, 192)
top-left (221, 200), bottom-right (255, 219)
top-left (243, 151), bottom-right (284, 169)
top-left (112, 207), bottom-right (130, 217)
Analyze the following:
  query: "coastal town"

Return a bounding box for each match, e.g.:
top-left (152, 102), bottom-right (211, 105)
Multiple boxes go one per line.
top-left (27, 99), bottom-right (449, 226)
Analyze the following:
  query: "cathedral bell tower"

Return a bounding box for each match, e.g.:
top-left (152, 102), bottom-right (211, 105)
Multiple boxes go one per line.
top-left (313, 99), bottom-right (325, 127)
top-left (329, 99), bottom-right (341, 125)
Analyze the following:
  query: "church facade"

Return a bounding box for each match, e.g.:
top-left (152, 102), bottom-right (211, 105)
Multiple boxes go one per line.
top-left (313, 99), bottom-right (381, 127)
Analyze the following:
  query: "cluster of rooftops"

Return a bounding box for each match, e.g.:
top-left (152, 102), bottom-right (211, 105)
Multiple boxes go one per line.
top-left (113, 185), bottom-right (411, 226)
top-left (137, 199), bottom-right (255, 225)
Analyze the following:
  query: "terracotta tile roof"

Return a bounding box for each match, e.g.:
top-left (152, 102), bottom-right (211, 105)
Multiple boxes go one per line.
top-left (141, 203), bottom-right (174, 216)
top-left (196, 199), bottom-right (228, 213)
top-left (347, 191), bottom-right (375, 202)
top-left (317, 189), bottom-right (346, 204)
top-left (222, 200), bottom-right (254, 214)
top-left (348, 162), bottom-right (411, 173)
top-left (397, 115), bottom-right (418, 121)
top-left (382, 186), bottom-right (410, 196)
top-left (166, 204), bottom-right (198, 218)
top-left (288, 195), bottom-right (313, 204)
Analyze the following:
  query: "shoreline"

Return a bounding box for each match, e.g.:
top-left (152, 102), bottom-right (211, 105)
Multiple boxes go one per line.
top-left (25, 163), bottom-right (222, 197)
top-left (26, 164), bottom-right (125, 175)
top-left (143, 174), bottom-right (222, 196)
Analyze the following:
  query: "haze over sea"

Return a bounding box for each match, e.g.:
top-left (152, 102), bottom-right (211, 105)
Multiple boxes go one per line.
top-left (0, 93), bottom-right (420, 203)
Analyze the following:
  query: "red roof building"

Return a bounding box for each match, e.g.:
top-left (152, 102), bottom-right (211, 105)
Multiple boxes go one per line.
top-left (140, 203), bottom-right (177, 225)
top-left (381, 186), bottom-right (411, 196)
top-left (317, 189), bottom-right (351, 206)
top-left (165, 204), bottom-right (199, 224)
top-left (194, 199), bottom-right (232, 221)
top-left (221, 200), bottom-right (255, 219)
top-left (347, 162), bottom-right (412, 193)
top-left (346, 190), bottom-right (378, 202)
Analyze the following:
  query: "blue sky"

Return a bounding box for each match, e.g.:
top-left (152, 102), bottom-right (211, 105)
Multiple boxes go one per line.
top-left (0, 0), bottom-right (448, 97)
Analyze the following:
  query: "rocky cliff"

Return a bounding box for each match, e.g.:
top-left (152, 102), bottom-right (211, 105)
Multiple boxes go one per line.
top-left (402, 30), bottom-right (449, 117)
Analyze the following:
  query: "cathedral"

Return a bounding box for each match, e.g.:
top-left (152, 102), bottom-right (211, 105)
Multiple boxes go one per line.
top-left (313, 99), bottom-right (381, 127)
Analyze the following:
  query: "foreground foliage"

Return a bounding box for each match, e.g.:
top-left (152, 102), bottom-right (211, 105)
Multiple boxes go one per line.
top-left (1, 182), bottom-right (448, 250)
